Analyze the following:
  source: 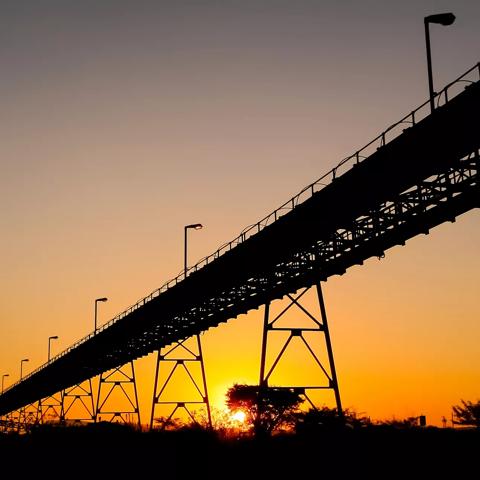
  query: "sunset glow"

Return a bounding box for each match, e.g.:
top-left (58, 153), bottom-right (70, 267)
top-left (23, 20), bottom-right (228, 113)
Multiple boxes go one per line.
top-left (1, 1), bottom-right (479, 430)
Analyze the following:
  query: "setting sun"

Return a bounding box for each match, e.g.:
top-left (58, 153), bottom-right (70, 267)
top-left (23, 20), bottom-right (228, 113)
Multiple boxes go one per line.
top-left (231, 411), bottom-right (246, 424)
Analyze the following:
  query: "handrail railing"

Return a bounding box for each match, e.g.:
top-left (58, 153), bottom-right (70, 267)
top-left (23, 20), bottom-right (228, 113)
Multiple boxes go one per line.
top-left (4, 62), bottom-right (479, 395)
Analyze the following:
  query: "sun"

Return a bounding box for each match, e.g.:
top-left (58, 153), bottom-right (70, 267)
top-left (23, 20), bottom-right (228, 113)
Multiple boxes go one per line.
top-left (231, 410), bottom-right (246, 423)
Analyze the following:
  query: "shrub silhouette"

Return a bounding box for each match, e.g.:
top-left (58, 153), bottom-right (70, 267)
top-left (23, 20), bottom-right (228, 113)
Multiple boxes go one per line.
top-left (452, 399), bottom-right (480, 428)
top-left (294, 406), bottom-right (370, 434)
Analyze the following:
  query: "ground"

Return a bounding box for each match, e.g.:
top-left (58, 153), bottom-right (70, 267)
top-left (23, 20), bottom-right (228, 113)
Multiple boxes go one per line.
top-left (0, 423), bottom-right (477, 478)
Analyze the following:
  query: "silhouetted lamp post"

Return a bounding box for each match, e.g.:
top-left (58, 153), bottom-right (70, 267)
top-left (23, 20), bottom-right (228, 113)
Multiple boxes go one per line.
top-left (424, 13), bottom-right (455, 113)
top-left (20, 359), bottom-right (29, 380)
top-left (94, 297), bottom-right (108, 333)
top-left (1, 374), bottom-right (9, 394)
top-left (184, 224), bottom-right (203, 277)
top-left (48, 335), bottom-right (59, 362)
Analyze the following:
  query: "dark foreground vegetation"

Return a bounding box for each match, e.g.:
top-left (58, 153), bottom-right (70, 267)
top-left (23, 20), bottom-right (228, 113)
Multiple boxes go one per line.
top-left (1, 421), bottom-right (478, 478)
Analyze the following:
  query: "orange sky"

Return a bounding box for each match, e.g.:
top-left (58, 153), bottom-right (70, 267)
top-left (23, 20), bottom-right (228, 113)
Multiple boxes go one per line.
top-left (1, 1), bottom-right (479, 427)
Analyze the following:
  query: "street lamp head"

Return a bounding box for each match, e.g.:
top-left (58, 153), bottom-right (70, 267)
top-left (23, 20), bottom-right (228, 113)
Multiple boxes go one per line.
top-left (185, 223), bottom-right (203, 230)
top-left (49, 335), bottom-right (59, 340)
top-left (96, 297), bottom-right (108, 302)
top-left (3, 374), bottom-right (9, 377)
top-left (425, 13), bottom-right (455, 26)
top-left (22, 358), bottom-right (29, 363)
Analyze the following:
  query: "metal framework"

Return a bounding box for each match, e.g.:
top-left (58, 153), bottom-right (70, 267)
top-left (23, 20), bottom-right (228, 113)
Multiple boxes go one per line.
top-left (37, 391), bottom-right (63, 424)
top-left (0, 411), bottom-right (15, 433)
top-left (150, 335), bottom-right (212, 430)
top-left (96, 361), bottom-right (140, 426)
top-left (201, 150), bottom-right (479, 309)
top-left (61, 379), bottom-right (95, 423)
top-left (259, 283), bottom-right (342, 413)
top-left (0, 65), bottom-right (478, 418)
top-left (17, 403), bottom-right (39, 433)
top-left (313, 150), bottom-right (479, 271)
top-left (0, 414), bottom-right (9, 433)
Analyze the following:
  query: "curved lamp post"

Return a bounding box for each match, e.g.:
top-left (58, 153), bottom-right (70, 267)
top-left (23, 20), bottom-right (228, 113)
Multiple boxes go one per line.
top-left (48, 335), bottom-right (59, 362)
top-left (424, 13), bottom-right (455, 112)
top-left (184, 224), bottom-right (203, 277)
top-left (20, 359), bottom-right (29, 380)
top-left (1, 374), bottom-right (9, 394)
top-left (94, 297), bottom-right (108, 333)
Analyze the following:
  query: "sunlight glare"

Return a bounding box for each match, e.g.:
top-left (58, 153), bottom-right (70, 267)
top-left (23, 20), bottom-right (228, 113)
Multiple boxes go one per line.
top-left (231, 410), bottom-right (246, 423)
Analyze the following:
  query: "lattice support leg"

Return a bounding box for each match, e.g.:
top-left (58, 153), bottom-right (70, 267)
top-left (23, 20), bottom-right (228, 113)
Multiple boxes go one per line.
top-left (96, 361), bottom-right (141, 427)
top-left (61, 379), bottom-right (96, 424)
top-left (0, 412), bottom-right (10, 433)
top-left (37, 391), bottom-right (63, 424)
top-left (16, 403), bottom-right (39, 433)
top-left (259, 281), bottom-right (343, 415)
top-left (4, 411), bottom-right (16, 433)
top-left (150, 334), bottom-right (212, 430)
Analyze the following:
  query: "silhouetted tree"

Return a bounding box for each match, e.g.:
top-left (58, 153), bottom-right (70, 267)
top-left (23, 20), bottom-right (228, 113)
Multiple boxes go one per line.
top-left (226, 384), bottom-right (303, 437)
top-left (452, 399), bottom-right (480, 428)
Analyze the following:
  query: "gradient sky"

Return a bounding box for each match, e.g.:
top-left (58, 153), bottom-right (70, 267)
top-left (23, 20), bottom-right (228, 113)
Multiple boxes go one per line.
top-left (1, 0), bottom-right (479, 426)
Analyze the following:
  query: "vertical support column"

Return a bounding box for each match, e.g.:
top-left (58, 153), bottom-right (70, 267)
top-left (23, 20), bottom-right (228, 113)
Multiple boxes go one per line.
top-left (96, 361), bottom-right (140, 427)
top-left (316, 282), bottom-right (343, 416)
top-left (150, 334), bottom-right (212, 430)
top-left (12, 409), bottom-right (22, 433)
top-left (196, 334), bottom-right (212, 429)
top-left (257, 301), bottom-right (271, 433)
top-left (258, 283), bottom-right (343, 414)
top-left (61, 379), bottom-right (96, 424)
top-left (475, 149), bottom-right (480, 204)
top-left (259, 302), bottom-right (270, 388)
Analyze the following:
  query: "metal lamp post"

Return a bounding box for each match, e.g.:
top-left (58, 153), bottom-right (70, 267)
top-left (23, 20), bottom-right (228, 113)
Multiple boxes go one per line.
top-left (48, 335), bottom-right (59, 362)
top-left (424, 13), bottom-right (456, 113)
top-left (20, 359), bottom-right (29, 380)
top-left (182, 222), bottom-right (212, 427)
top-left (184, 224), bottom-right (203, 277)
top-left (1, 374), bottom-right (9, 394)
top-left (94, 297), bottom-right (108, 333)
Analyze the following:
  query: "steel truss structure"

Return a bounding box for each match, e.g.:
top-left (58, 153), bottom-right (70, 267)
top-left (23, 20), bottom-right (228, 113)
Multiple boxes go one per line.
top-left (312, 150), bottom-right (480, 275)
top-left (96, 362), bottom-right (140, 426)
top-left (0, 415), bottom-right (9, 433)
top-left (0, 65), bottom-right (478, 418)
top-left (0, 411), bottom-right (15, 433)
top-left (259, 283), bottom-right (342, 413)
top-left (129, 151), bottom-right (478, 355)
top-left (37, 391), bottom-right (63, 424)
top-left (150, 335), bottom-right (212, 429)
top-left (61, 379), bottom-right (95, 423)
top-left (16, 403), bottom-right (39, 433)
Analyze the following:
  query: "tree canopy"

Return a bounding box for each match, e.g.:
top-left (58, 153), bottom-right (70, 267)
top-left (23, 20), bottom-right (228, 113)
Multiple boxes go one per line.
top-left (226, 384), bottom-right (303, 436)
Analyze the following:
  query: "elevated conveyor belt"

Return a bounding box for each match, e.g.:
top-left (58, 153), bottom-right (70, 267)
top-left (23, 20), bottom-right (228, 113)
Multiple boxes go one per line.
top-left (1, 64), bottom-right (479, 415)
